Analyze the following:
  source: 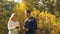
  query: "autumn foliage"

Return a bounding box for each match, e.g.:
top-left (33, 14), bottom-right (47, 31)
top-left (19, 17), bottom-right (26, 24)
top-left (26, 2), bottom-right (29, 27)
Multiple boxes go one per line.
top-left (0, 0), bottom-right (60, 34)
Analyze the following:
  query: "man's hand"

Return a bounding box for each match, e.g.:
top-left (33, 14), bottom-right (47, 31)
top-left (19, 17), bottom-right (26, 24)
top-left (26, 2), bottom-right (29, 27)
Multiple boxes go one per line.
top-left (23, 27), bottom-right (29, 31)
top-left (25, 28), bottom-right (29, 31)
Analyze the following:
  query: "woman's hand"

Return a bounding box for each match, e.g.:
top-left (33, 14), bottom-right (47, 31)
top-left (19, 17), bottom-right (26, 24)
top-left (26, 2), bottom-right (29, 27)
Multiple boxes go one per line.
top-left (12, 26), bottom-right (17, 29)
top-left (16, 27), bottom-right (19, 29)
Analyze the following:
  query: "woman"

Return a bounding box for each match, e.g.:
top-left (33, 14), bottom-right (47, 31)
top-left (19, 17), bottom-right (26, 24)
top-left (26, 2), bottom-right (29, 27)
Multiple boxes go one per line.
top-left (8, 13), bottom-right (20, 34)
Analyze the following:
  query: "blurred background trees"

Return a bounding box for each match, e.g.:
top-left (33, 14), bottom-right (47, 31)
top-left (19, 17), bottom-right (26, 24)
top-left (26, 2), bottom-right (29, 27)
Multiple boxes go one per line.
top-left (0, 0), bottom-right (60, 34)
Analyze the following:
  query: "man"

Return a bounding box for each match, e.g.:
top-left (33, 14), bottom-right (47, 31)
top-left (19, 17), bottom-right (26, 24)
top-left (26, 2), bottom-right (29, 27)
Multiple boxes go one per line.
top-left (24, 9), bottom-right (37, 34)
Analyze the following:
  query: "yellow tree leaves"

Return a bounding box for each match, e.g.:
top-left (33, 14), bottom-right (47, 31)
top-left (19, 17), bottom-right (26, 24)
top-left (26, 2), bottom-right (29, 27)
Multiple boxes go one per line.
top-left (31, 8), bottom-right (40, 18)
top-left (31, 8), bottom-right (56, 30)
top-left (12, 3), bottom-right (26, 12)
top-left (31, 9), bottom-right (58, 34)
top-left (20, 3), bottom-right (26, 11)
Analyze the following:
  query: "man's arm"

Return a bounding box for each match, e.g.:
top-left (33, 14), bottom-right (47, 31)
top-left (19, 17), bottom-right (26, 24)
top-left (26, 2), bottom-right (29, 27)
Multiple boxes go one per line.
top-left (24, 21), bottom-right (29, 31)
top-left (29, 18), bottom-right (37, 31)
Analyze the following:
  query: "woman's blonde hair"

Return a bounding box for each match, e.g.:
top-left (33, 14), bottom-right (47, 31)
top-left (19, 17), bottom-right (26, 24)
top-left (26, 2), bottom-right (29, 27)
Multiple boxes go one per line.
top-left (9, 13), bottom-right (17, 20)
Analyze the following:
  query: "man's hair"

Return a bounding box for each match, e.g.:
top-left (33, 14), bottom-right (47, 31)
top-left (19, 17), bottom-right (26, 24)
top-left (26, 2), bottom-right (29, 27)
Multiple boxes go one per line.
top-left (26, 9), bottom-right (31, 14)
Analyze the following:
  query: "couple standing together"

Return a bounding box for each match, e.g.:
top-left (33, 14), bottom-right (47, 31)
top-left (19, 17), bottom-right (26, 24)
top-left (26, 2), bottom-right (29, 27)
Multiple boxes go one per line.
top-left (8, 9), bottom-right (37, 34)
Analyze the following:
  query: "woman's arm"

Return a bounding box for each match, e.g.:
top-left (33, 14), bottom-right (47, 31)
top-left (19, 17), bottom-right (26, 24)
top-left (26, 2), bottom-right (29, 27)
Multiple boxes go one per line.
top-left (8, 20), bottom-right (15, 31)
top-left (16, 21), bottom-right (20, 31)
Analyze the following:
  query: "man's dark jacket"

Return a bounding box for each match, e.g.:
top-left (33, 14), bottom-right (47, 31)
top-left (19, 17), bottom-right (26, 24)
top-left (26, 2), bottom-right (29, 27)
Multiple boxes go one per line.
top-left (24, 17), bottom-right (37, 34)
